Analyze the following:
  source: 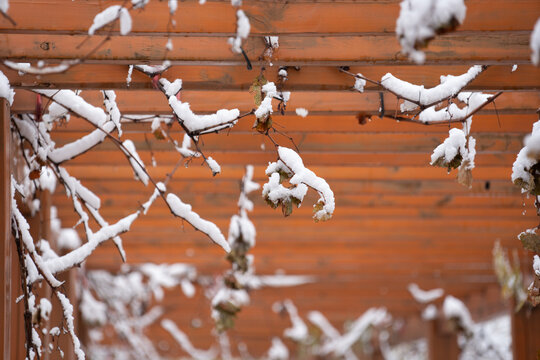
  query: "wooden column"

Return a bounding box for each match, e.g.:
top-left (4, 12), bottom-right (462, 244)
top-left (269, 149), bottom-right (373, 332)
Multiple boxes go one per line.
top-left (427, 319), bottom-right (460, 360)
top-left (511, 304), bottom-right (540, 360)
top-left (1, 98), bottom-right (12, 360)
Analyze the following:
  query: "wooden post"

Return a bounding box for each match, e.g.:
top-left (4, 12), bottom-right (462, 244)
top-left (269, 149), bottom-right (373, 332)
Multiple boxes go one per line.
top-left (511, 304), bottom-right (540, 360)
top-left (427, 319), bottom-right (460, 360)
top-left (1, 98), bottom-right (12, 360)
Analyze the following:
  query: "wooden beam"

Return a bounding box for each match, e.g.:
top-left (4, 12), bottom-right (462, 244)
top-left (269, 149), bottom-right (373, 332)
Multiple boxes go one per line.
top-left (2, 0), bottom-right (538, 34)
top-left (11, 89), bottom-right (540, 114)
top-left (3, 64), bottom-right (540, 91)
top-left (0, 97), bottom-right (11, 360)
top-left (427, 319), bottom-right (460, 360)
top-left (0, 32), bottom-right (532, 65)
top-left (511, 304), bottom-right (540, 360)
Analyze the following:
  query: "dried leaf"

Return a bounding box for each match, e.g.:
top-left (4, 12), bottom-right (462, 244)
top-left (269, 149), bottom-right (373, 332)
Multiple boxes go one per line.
top-left (519, 230), bottom-right (540, 253)
top-left (457, 164), bottom-right (473, 188)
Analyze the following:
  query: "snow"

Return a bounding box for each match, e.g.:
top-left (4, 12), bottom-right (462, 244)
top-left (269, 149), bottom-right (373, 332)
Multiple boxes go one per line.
top-left (57, 292), bottom-right (85, 360)
top-left (512, 64), bottom-right (518, 72)
top-left (58, 229), bottom-right (82, 251)
top-left (166, 193), bottom-right (231, 252)
top-left (277, 146), bottom-right (335, 221)
top-left (443, 295), bottom-right (474, 333)
top-left (408, 283), bottom-right (444, 303)
top-left (160, 78), bottom-right (183, 97)
top-left (50, 122), bottom-right (116, 163)
top-left (512, 119), bottom-right (540, 191)
top-left (58, 167), bottom-right (101, 210)
top-left (166, 38), bottom-right (173, 51)
top-left (308, 311), bottom-right (341, 339)
top-left (122, 140), bottom-right (149, 186)
top-left (161, 320), bottom-right (217, 360)
top-left (265, 36), bottom-right (279, 48)
top-left (254, 82), bottom-right (277, 120)
top-left (80, 289), bottom-right (107, 326)
top-left (206, 156), bottom-right (221, 176)
top-left (281, 299), bottom-right (309, 342)
top-left (44, 212), bottom-right (139, 275)
top-left (39, 166), bottom-right (56, 193)
top-left (354, 74), bottom-right (366, 92)
top-left (0, 0), bottom-right (9, 13)
top-left (228, 10), bottom-right (250, 54)
top-left (176, 134), bottom-right (201, 158)
top-left (34, 90), bottom-right (107, 127)
top-left (531, 18), bottom-right (540, 66)
top-left (4, 60), bottom-right (76, 75)
top-left (0, 70), bottom-right (14, 105)
top-left (39, 298), bottom-right (52, 321)
top-left (142, 182), bottom-right (166, 215)
top-left (88, 5), bottom-right (132, 36)
top-left (168, 0), bottom-right (178, 14)
top-left (295, 107), bottom-right (309, 117)
top-left (431, 128), bottom-right (467, 166)
top-left (422, 304), bottom-right (438, 320)
top-left (278, 68), bottom-right (288, 78)
top-left (103, 90), bottom-right (122, 136)
top-left (534, 255), bottom-right (540, 276)
top-left (123, 67), bottom-right (133, 90)
top-left (382, 65), bottom-right (483, 107)
top-left (396, 0), bottom-right (467, 63)
top-left (267, 337), bottom-right (289, 360)
top-left (168, 94), bottom-right (240, 135)
top-left (320, 307), bottom-right (390, 357)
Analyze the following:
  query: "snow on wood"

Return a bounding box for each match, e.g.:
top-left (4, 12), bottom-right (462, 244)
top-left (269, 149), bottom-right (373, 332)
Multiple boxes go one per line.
top-left (88, 5), bottom-right (132, 36)
top-left (408, 283), bottom-right (444, 303)
top-left (396, 0), bottom-right (467, 63)
top-left (166, 193), bottom-right (231, 252)
top-left (0, 69), bottom-right (14, 104)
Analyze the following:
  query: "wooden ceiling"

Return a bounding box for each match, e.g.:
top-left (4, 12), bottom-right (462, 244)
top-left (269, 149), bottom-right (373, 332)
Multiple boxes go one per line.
top-left (2, 0), bottom-right (540, 356)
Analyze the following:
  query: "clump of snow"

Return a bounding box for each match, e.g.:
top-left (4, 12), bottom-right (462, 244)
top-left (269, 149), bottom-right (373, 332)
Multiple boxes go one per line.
top-left (531, 18), bottom-right (540, 66)
top-left (396, 0), bottom-right (467, 63)
top-left (175, 134), bottom-right (201, 158)
top-left (295, 107), bottom-right (309, 117)
top-left (354, 74), bottom-right (366, 92)
top-left (534, 255), bottom-right (540, 276)
top-left (166, 193), bottom-right (230, 252)
top-left (254, 82), bottom-right (277, 120)
top-left (0, 0), bottom-right (9, 13)
top-left (281, 300), bottom-right (309, 342)
top-left (431, 128), bottom-right (475, 172)
top-left (443, 295), bottom-right (474, 334)
top-left (0, 70), bottom-right (15, 105)
top-left (126, 65), bottom-right (133, 86)
top-left (512, 119), bottom-right (540, 193)
top-left (264, 147), bottom-right (335, 221)
top-left (512, 64), bottom-right (518, 72)
top-left (88, 5), bottom-right (132, 36)
top-left (267, 337), bottom-right (289, 360)
top-left (168, 0), bottom-right (178, 14)
top-left (58, 229), bottom-right (82, 251)
top-left (422, 304), bottom-right (438, 320)
top-left (265, 36), bottom-right (279, 49)
top-left (408, 283), bottom-right (444, 303)
top-left (206, 157), bottom-right (221, 176)
top-left (39, 166), bottom-right (56, 193)
top-left (228, 10), bottom-right (250, 54)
